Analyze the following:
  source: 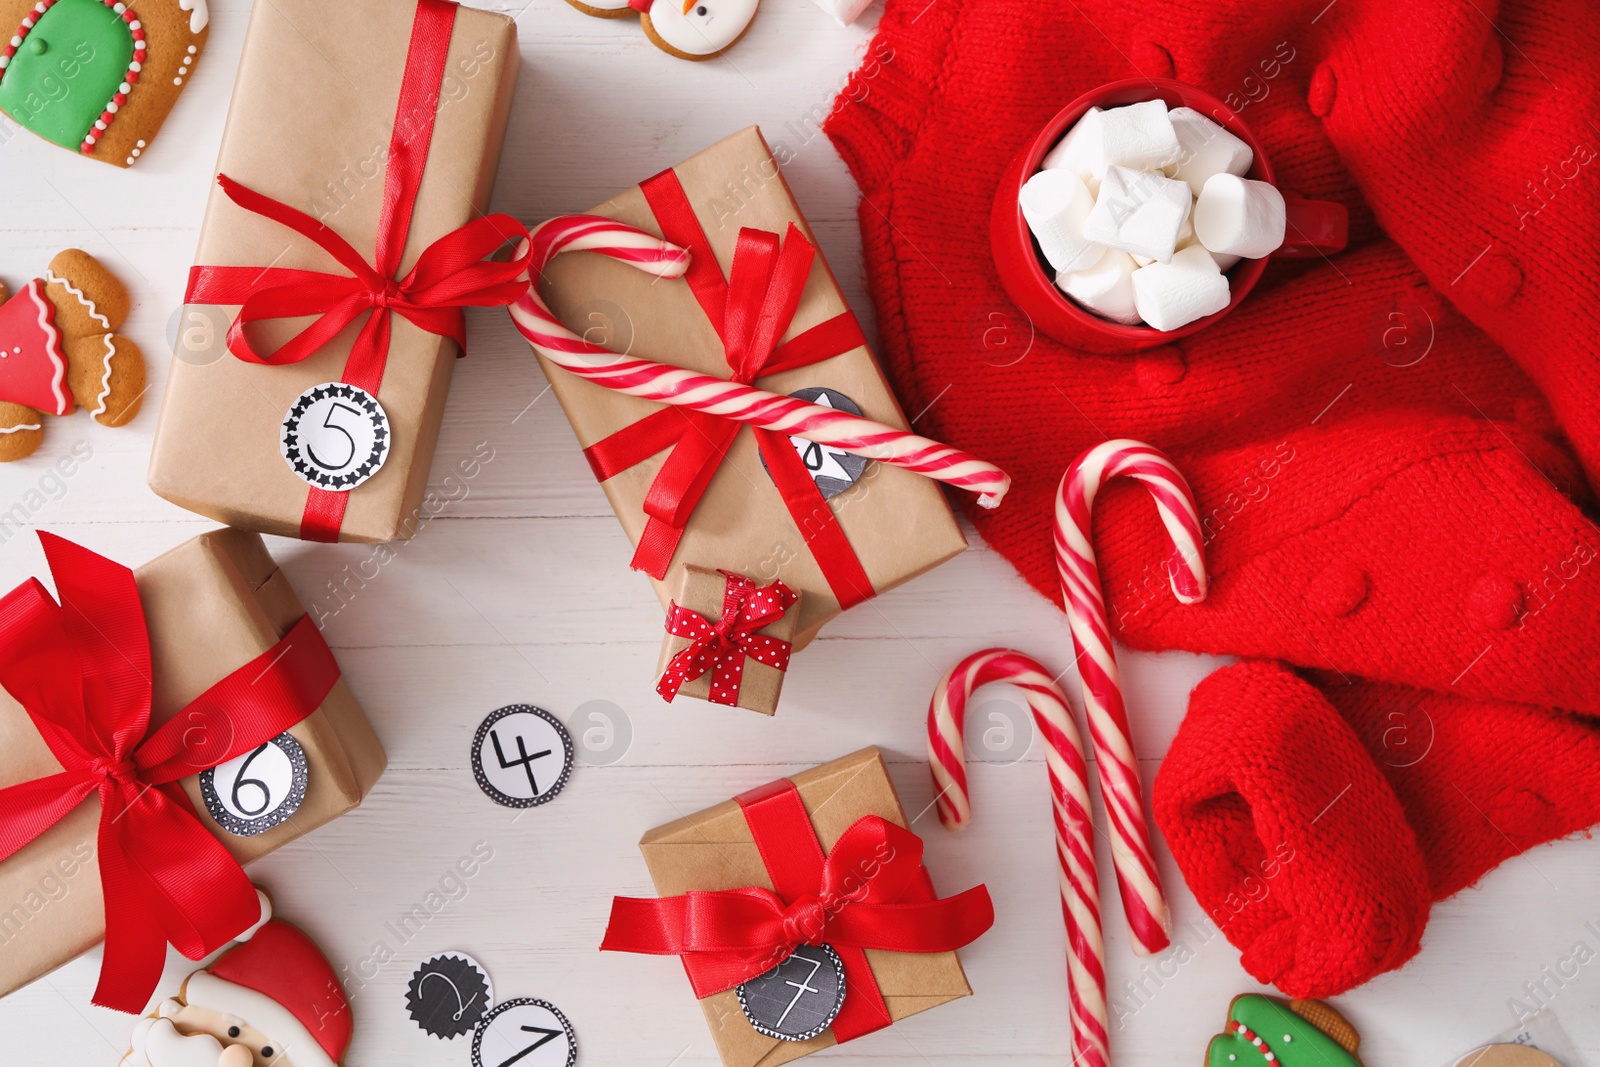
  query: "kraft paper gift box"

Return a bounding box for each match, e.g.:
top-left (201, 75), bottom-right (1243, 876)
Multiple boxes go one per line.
top-left (0, 528), bottom-right (385, 1000)
top-left (655, 566), bottom-right (801, 716)
top-left (621, 747), bottom-right (983, 1067)
top-left (148, 0), bottom-right (519, 543)
top-left (534, 127), bottom-right (968, 649)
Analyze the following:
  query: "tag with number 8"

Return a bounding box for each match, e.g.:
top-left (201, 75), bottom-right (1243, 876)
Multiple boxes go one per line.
top-left (281, 382), bottom-right (391, 491)
top-left (200, 732), bottom-right (310, 837)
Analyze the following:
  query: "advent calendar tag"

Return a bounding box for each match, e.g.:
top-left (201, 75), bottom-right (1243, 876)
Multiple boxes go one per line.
top-left (199, 732), bottom-right (309, 837)
top-left (736, 943), bottom-right (846, 1042)
top-left (470, 705), bottom-right (574, 808)
top-left (280, 382), bottom-right (391, 491)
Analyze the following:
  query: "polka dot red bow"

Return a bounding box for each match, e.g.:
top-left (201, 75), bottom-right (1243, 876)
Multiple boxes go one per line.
top-left (657, 573), bottom-right (798, 705)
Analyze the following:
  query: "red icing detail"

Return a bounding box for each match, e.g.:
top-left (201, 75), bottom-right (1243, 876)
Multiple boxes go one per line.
top-left (0, 279), bottom-right (73, 416)
top-left (206, 922), bottom-right (353, 1062)
top-left (112, 93), bottom-right (126, 105)
top-left (125, 71), bottom-right (138, 85)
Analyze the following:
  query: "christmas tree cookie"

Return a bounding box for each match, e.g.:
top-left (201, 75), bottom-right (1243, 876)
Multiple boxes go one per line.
top-left (1207, 994), bottom-right (1363, 1067)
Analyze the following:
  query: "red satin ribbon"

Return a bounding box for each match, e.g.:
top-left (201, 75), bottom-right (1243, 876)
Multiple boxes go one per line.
top-left (0, 533), bottom-right (341, 1013)
top-left (601, 778), bottom-right (993, 1044)
top-left (580, 168), bottom-right (877, 609)
top-left (183, 0), bottom-right (533, 543)
top-left (657, 573), bottom-right (798, 704)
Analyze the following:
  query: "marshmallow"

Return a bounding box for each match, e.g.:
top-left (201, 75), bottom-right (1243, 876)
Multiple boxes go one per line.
top-left (1057, 248), bottom-right (1140, 325)
top-left (1194, 173), bottom-right (1286, 259)
top-left (1041, 106), bottom-right (1105, 190)
top-left (1131, 244), bottom-right (1231, 331)
top-left (1178, 230), bottom-right (1239, 272)
top-left (1082, 165), bottom-right (1192, 263)
top-left (1168, 106), bottom-right (1254, 195)
top-left (1019, 169), bottom-right (1100, 273)
top-left (1097, 100), bottom-right (1181, 171)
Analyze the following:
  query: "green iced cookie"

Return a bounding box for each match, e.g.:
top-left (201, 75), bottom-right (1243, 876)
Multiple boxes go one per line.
top-left (1206, 995), bottom-right (1361, 1067)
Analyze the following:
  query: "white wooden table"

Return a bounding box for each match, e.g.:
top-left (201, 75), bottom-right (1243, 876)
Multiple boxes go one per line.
top-left (3, 0), bottom-right (1598, 1063)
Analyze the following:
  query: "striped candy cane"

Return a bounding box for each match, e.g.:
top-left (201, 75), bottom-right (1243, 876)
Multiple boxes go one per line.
top-left (928, 649), bottom-right (1108, 1067)
top-left (1057, 440), bottom-right (1206, 956)
top-left (507, 215), bottom-right (1011, 507)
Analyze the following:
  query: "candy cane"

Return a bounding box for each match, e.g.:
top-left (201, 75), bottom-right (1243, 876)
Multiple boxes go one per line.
top-left (928, 649), bottom-right (1108, 1067)
top-left (1058, 440), bottom-right (1206, 956)
top-left (507, 215), bottom-right (1011, 507)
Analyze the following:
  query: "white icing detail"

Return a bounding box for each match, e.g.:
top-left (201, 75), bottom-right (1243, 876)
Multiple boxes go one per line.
top-left (235, 889), bottom-right (273, 941)
top-left (129, 60), bottom-right (140, 71)
top-left (187, 44), bottom-right (197, 54)
top-left (113, 2), bottom-right (124, 10)
top-left (183, 972), bottom-right (338, 1067)
top-left (43, 269), bottom-right (111, 330)
top-left (172, 77), bottom-right (181, 86)
top-left (95, 120), bottom-right (106, 130)
top-left (178, 0), bottom-right (208, 32)
top-left (122, 1016), bottom-right (226, 1067)
top-left (90, 333), bottom-right (114, 416)
top-left (10, 35), bottom-right (21, 47)
top-left (129, 19), bottom-right (141, 30)
top-left (0, 56), bottom-right (9, 70)
top-left (0, 422), bottom-right (42, 434)
top-left (107, 101), bottom-right (119, 112)
top-left (24, 280), bottom-right (69, 415)
top-left (119, 81), bottom-right (130, 93)
top-left (645, 0), bottom-right (759, 55)
top-left (157, 999), bottom-right (184, 1018)
top-left (136, 138), bottom-right (145, 146)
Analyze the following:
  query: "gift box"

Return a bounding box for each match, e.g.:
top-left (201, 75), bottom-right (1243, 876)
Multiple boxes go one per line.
top-left (655, 567), bottom-right (800, 715)
top-left (602, 747), bottom-right (991, 1066)
top-left (533, 127), bottom-right (968, 648)
top-left (148, 0), bottom-right (522, 543)
top-left (0, 529), bottom-right (385, 1008)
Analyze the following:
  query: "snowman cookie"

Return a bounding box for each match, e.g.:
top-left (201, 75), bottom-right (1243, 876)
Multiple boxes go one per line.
top-left (0, 0), bottom-right (208, 165)
top-left (1206, 994), bottom-right (1363, 1067)
top-left (564, 0), bottom-right (759, 61)
top-left (0, 248), bottom-right (144, 461)
top-left (120, 890), bottom-right (353, 1067)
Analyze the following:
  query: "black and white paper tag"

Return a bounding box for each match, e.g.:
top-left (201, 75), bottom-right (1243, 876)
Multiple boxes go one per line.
top-left (281, 382), bottom-right (391, 491)
top-left (760, 388), bottom-right (868, 500)
top-left (471, 705), bottom-right (574, 808)
top-left (406, 952), bottom-right (494, 1039)
top-left (472, 998), bottom-right (576, 1067)
top-left (199, 732), bottom-right (309, 837)
top-left (736, 943), bottom-right (846, 1042)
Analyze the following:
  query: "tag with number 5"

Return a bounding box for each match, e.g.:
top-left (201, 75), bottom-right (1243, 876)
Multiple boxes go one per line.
top-left (281, 382), bottom-right (392, 491)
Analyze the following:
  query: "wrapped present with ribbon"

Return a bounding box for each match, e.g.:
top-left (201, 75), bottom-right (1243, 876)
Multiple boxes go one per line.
top-left (0, 530), bottom-right (384, 1012)
top-left (601, 747), bottom-right (992, 1066)
top-left (656, 566), bottom-right (801, 715)
top-left (512, 127), bottom-right (1010, 648)
top-left (148, 0), bottom-right (525, 543)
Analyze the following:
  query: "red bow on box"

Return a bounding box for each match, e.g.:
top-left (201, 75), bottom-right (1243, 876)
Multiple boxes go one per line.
top-left (657, 573), bottom-right (798, 705)
top-left (0, 534), bottom-right (340, 1013)
top-left (184, 0), bottom-right (532, 543)
top-left (602, 778), bottom-right (993, 1043)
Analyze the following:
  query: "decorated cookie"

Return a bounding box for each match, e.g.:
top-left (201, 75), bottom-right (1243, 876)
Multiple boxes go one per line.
top-left (1207, 994), bottom-right (1363, 1067)
top-left (1455, 1047), bottom-right (1567, 1067)
top-left (562, 0), bottom-right (758, 61)
top-left (0, 248), bottom-right (144, 460)
top-left (0, 0), bottom-right (208, 165)
top-left (120, 889), bottom-right (353, 1067)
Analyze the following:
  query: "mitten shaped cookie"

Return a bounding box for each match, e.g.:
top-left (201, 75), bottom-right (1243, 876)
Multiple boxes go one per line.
top-left (0, 248), bottom-right (144, 460)
top-left (120, 889), bottom-right (353, 1067)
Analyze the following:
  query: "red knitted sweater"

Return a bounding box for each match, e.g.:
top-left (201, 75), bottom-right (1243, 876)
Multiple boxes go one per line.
top-left (828, 0), bottom-right (1600, 996)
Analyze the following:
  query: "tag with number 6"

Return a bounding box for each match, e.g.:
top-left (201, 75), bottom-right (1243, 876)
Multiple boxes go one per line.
top-left (200, 732), bottom-right (310, 837)
top-left (281, 382), bottom-right (391, 491)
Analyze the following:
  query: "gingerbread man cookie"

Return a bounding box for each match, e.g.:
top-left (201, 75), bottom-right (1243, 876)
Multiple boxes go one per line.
top-left (120, 890), bottom-right (353, 1067)
top-left (0, 248), bottom-right (144, 460)
top-left (0, 0), bottom-right (208, 166)
top-left (1207, 994), bottom-right (1363, 1067)
top-left (563, 0), bottom-right (759, 61)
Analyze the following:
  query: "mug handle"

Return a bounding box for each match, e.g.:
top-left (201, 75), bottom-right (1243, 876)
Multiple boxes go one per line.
top-left (1276, 196), bottom-right (1349, 257)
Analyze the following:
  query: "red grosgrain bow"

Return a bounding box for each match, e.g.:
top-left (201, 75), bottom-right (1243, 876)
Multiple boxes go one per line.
top-left (0, 534), bottom-right (341, 1013)
top-left (657, 573), bottom-right (798, 705)
top-left (183, 0), bottom-right (532, 542)
top-left (602, 790), bottom-right (993, 1043)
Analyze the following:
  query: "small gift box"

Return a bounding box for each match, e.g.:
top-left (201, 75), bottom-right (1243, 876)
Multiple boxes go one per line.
top-left (148, 0), bottom-right (524, 543)
top-left (531, 127), bottom-right (974, 648)
top-left (602, 747), bottom-right (992, 1066)
top-left (656, 566), bottom-right (800, 716)
top-left (0, 529), bottom-right (384, 1011)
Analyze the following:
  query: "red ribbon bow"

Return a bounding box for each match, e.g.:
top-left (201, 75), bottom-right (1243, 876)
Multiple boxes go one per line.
top-left (602, 778), bottom-right (993, 1044)
top-left (657, 573), bottom-right (798, 705)
top-left (183, 0), bottom-right (532, 543)
top-left (0, 534), bottom-right (342, 1013)
top-left (582, 169), bottom-right (878, 609)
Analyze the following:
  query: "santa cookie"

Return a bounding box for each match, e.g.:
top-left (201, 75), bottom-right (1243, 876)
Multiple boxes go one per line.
top-left (0, 0), bottom-right (208, 166)
top-left (563, 0), bottom-right (759, 61)
top-left (0, 248), bottom-right (144, 461)
top-left (1207, 994), bottom-right (1363, 1067)
top-left (120, 891), bottom-right (353, 1067)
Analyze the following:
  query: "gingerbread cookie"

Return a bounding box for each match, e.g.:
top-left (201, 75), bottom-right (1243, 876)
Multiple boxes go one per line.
top-left (1206, 994), bottom-right (1362, 1067)
top-left (0, 0), bottom-right (208, 166)
top-left (120, 889), bottom-right (353, 1067)
top-left (1455, 1047), bottom-right (1567, 1067)
top-left (563, 0), bottom-right (759, 61)
top-left (0, 248), bottom-right (144, 460)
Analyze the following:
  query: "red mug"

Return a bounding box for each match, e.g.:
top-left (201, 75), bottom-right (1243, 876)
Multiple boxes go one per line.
top-left (990, 78), bottom-right (1348, 354)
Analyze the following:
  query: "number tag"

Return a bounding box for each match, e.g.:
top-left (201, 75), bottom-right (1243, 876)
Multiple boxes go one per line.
top-left (281, 382), bottom-right (391, 491)
top-left (759, 387), bottom-right (868, 500)
top-left (470, 705), bottom-right (574, 809)
top-left (407, 952), bottom-right (494, 1039)
top-left (199, 732), bottom-right (309, 837)
top-left (737, 944), bottom-right (846, 1042)
top-left (471, 998), bottom-right (576, 1067)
